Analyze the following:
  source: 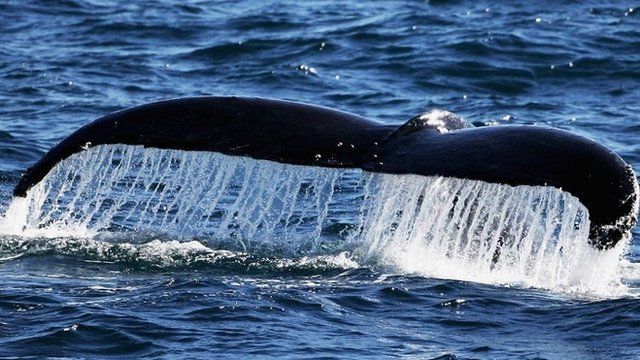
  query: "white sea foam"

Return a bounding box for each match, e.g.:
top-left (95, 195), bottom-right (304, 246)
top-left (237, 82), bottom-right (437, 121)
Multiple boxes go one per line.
top-left (0, 144), bottom-right (632, 295)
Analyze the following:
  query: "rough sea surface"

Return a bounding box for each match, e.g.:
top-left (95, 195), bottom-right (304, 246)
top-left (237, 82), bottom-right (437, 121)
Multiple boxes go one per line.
top-left (1, 1), bottom-right (640, 359)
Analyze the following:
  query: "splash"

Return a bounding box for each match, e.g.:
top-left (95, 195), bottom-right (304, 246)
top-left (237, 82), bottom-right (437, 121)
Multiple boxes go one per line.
top-left (1, 145), bottom-right (366, 254)
top-left (0, 235), bottom-right (359, 272)
top-left (358, 174), bottom-right (627, 294)
top-left (0, 144), bottom-right (629, 293)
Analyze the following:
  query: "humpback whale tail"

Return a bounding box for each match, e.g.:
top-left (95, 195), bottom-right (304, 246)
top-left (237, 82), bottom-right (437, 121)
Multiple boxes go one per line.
top-left (11, 97), bottom-right (639, 250)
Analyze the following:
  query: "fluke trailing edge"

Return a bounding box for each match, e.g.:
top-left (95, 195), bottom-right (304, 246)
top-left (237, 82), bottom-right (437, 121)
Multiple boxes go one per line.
top-left (13, 97), bottom-right (639, 249)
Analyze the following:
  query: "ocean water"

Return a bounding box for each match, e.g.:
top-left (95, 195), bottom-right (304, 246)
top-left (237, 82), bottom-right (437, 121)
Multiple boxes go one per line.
top-left (1, 1), bottom-right (640, 359)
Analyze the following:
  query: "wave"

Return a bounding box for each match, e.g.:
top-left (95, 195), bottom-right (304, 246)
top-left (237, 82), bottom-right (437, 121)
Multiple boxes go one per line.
top-left (0, 235), bottom-right (359, 274)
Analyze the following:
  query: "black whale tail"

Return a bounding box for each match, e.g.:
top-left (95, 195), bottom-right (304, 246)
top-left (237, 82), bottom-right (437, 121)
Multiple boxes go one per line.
top-left (12, 97), bottom-right (639, 249)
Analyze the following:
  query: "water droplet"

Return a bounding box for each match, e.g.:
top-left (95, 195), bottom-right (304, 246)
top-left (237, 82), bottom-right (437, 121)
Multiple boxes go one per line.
top-left (298, 64), bottom-right (317, 74)
top-left (63, 324), bottom-right (79, 332)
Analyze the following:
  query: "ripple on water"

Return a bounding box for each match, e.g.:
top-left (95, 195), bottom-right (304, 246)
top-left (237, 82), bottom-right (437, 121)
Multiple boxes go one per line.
top-left (1, 0), bottom-right (640, 358)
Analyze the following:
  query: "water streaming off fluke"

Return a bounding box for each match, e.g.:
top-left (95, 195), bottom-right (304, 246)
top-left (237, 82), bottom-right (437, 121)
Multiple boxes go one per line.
top-left (0, 144), bottom-right (626, 292)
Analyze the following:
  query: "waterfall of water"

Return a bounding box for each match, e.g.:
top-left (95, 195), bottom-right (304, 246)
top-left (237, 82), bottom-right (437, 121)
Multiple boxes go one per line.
top-left (357, 174), bottom-right (622, 290)
top-left (2, 145), bottom-right (369, 253)
top-left (0, 144), bottom-right (626, 291)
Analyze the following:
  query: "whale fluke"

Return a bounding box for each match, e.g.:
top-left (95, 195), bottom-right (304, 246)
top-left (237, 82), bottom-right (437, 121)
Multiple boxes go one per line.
top-left (12, 97), bottom-right (638, 249)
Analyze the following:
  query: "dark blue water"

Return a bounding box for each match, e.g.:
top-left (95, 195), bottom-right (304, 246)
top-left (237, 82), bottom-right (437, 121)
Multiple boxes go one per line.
top-left (1, 1), bottom-right (640, 358)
